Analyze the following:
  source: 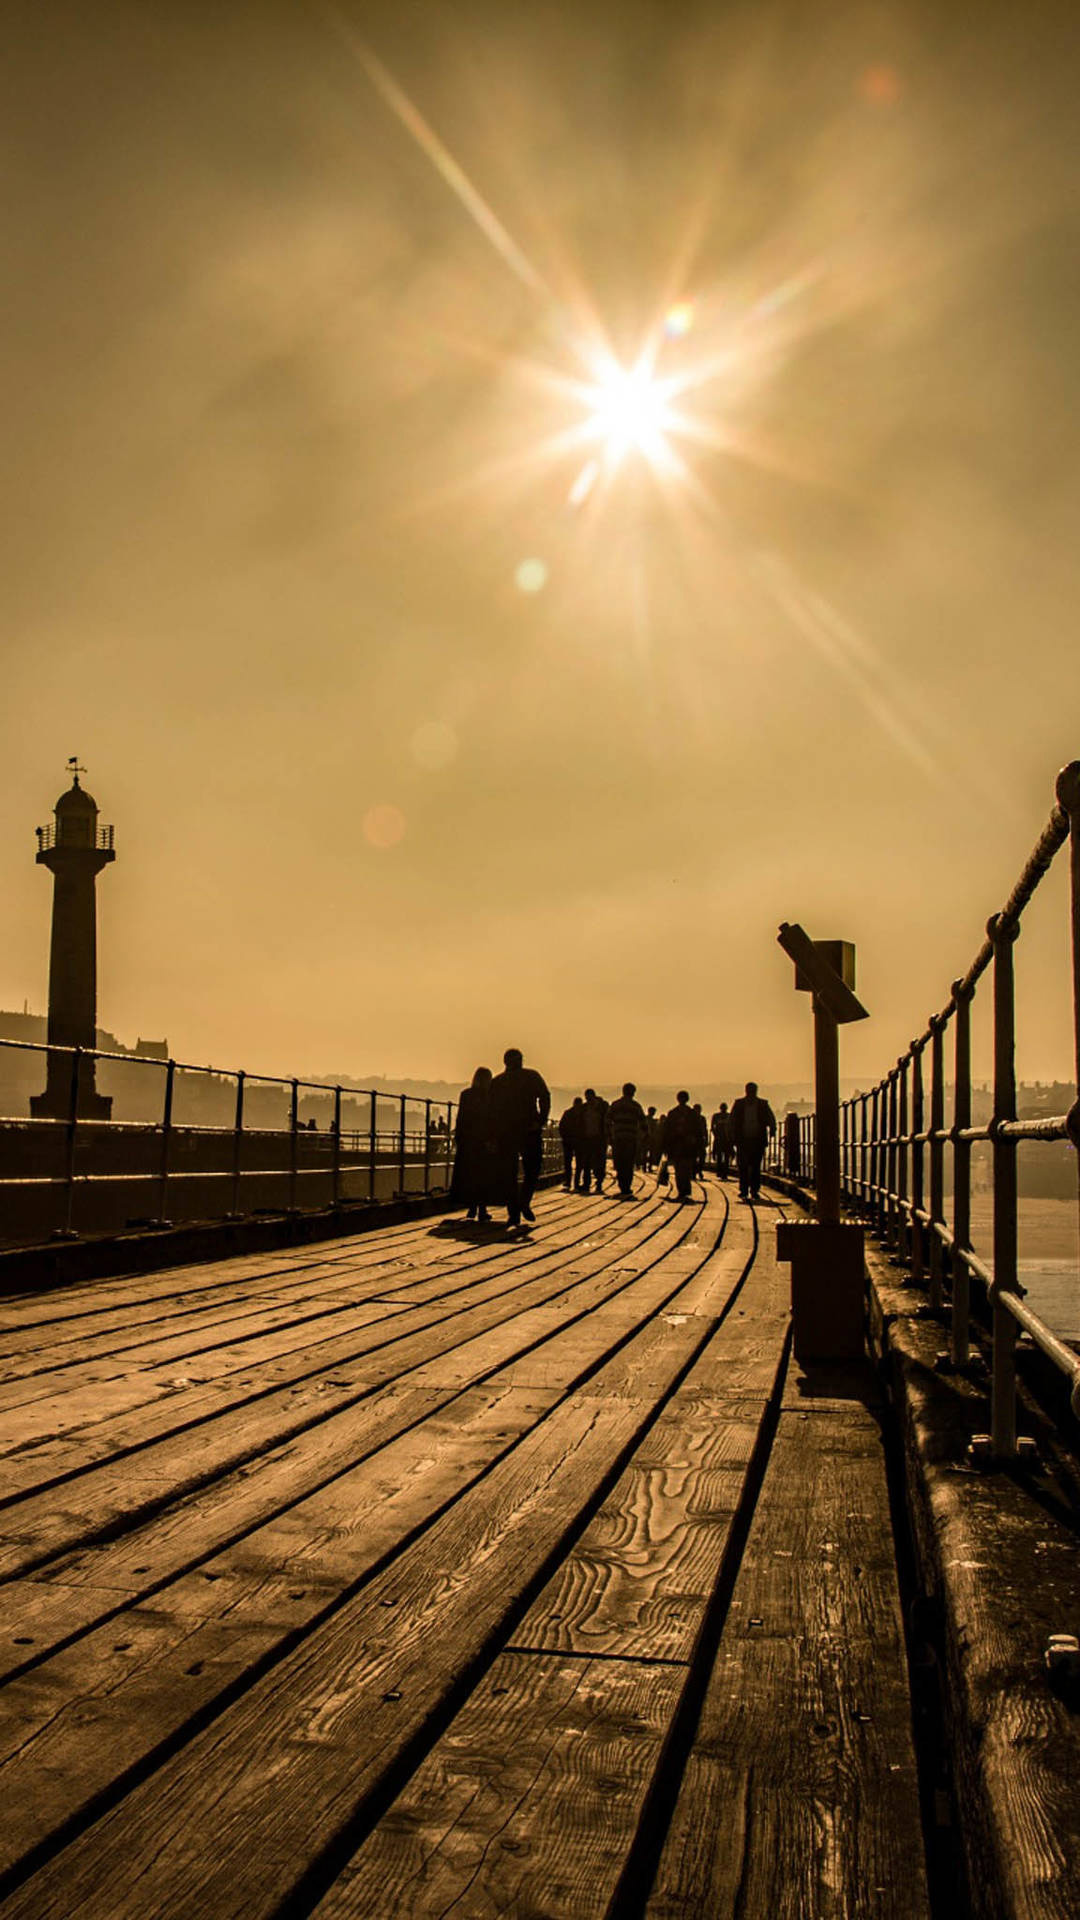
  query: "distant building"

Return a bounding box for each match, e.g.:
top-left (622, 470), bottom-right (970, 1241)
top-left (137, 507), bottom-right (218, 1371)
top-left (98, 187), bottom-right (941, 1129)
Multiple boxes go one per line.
top-left (30, 770), bottom-right (116, 1120)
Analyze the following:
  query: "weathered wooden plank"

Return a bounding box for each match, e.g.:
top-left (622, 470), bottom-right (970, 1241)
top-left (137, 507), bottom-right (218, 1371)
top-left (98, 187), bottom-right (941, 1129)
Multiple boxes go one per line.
top-left (0, 1235), bottom-right (717, 1667)
top-left (0, 1382), bottom-right (574, 1877)
top-left (0, 1200), bottom-right (677, 1518)
top-left (308, 1651), bottom-right (686, 1919)
top-left (0, 1220), bottom-right (710, 1667)
top-left (647, 1406), bottom-right (929, 1920)
top-left (0, 1198), bottom-right (618, 1413)
top-left (0, 1394), bottom-right (653, 1917)
top-left (501, 1225), bottom-right (790, 1666)
top-left (0, 1187), bottom-right (592, 1362)
top-left (511, 1420), bottom-right (753, 1662)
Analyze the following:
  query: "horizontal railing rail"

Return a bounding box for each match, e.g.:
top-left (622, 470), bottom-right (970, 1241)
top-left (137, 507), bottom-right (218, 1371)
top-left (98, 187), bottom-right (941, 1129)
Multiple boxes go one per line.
top-left (0, 1036), bottom-right (562, 1245)
top-left (768, 760), bottom-right (1080, 1459)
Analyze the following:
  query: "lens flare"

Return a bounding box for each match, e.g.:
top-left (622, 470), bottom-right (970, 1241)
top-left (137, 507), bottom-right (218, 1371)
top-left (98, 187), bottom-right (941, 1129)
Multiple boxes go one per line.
top-left (410, 721), bottom-right (457, 771)
top-left (515, 557), bottom-right (549, 593)
top-left (363, 803), bottom-right (407, 849)
top-left (664, 302), bottom-right (695, 339)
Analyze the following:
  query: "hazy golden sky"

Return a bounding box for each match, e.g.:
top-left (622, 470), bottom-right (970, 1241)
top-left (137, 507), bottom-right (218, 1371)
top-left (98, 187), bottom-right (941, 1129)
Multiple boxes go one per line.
top-left (2, 0), bottom-right (1078, 1088)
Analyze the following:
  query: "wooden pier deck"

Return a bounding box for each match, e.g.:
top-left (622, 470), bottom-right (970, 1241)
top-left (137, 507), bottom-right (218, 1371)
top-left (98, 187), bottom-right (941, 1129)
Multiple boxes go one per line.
top-left (0, 1178), bottom-right (929, 1918)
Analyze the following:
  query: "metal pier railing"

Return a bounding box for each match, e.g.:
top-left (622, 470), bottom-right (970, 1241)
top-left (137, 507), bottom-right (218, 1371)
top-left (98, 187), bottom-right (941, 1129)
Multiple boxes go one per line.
top-left (0, 1043), bottom-right (562, 1246)
top-left (771, 759), bottom-right (1080, 1458)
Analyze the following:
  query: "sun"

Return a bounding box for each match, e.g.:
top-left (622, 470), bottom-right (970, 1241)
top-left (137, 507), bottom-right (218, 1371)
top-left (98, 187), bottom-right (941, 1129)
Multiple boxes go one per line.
top-left (583, 355), bottom-right (675, 467)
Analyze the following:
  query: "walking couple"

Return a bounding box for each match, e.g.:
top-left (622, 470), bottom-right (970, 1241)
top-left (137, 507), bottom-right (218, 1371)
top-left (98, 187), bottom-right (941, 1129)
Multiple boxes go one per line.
top-left (451, 1048), bottom-right (550, 1228)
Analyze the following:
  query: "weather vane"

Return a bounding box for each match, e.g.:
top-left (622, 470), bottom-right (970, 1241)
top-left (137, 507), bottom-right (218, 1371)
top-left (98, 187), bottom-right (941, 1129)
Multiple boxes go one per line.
top-left (67, 755), bottom-right (86, 785)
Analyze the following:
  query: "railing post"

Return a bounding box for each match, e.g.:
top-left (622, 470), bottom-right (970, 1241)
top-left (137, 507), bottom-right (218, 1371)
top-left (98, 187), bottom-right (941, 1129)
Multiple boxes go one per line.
top-left (332, 1086), bottom-right (342, 1209)
top-left (229, 1070), bottom-right (245, 1218)
top-left (156, 1058), bottom-right (175, 1226)
top-left (951, 982), bottom-right (973, 1366)
top-left (369, 1090), bottom-right (377, 1203)
top-left (288, 1079), bottom-right (299, 1213)
top-left (423, 1097), bottom-right (432, 1196)
top-left (864, 1082), bottom-right (876, 1228)
top-left (60, 1047), bottom-right (82, 1238)
top-left (896, 1056), bottom-right (909, 1267)
top-left (928, 1016), bottom-right (946, 1312)
top-left (910, 1040), bottom-right (925, 1285)
top-left (859, 1091), bottom-right (868, 1212)
top-left (1055, 763), bottom-right (1080, 1235)
top-left (886, 1069), bottom-right (899, 1251)
top-left (990, 912), bottom-right (1021, 1458)
top-left (398, 1093), bottom-right (407, 1198)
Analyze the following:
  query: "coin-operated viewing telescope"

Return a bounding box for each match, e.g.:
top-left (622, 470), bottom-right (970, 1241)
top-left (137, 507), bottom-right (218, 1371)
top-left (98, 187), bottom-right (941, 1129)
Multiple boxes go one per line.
top-left (775, 923), bottom-right (868, 1362)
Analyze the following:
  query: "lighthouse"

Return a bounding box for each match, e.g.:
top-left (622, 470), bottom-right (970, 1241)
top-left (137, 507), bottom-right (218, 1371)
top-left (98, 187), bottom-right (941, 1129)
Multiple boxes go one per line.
top-left (31, 762), bottom-right (116, 1120)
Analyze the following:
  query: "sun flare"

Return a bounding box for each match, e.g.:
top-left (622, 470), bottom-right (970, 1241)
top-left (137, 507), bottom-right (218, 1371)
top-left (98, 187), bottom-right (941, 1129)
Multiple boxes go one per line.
top-left (583, 356), bottom-right (675, 466)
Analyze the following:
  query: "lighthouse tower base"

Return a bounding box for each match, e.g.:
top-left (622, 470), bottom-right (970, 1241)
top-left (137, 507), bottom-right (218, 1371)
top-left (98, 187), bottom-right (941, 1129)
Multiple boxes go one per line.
top-left (31, 1066), bottom-right (112, 1122)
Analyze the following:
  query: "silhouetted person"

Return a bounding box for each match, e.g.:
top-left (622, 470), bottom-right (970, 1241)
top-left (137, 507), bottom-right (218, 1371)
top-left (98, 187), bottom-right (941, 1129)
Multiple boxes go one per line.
top-left (784, 1109), bottom-right (802, 1178)
top-left (578, 1089), bottom-right (607, 1194)
top-left (609, 1082), bottom-right (646, 1198)
top-left (451, 1066), bottom-right (497, 1224)
top-left (692, 1102), bottom-right (708, 1176)
top-left (558, 1098), bottom-right (583, 1189)
top-left (645, 1106), bottom-right (661, 1171)
top-left (490, 1047), bottom-right (550, 1226)
top-left (661, 1091), bottom-right (699, 1203)
top-left (711, 1103), bottom-right (733, 1178)
top-left (730, 1081), bottom-right (777, 1201)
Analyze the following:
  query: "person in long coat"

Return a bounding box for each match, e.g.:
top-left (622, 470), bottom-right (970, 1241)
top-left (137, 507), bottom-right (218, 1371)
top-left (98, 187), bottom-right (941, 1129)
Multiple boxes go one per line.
top-left (490, 1047), bottom-right (551, 1226)
top-left (451, 1066), bottom-right (497, 1224)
